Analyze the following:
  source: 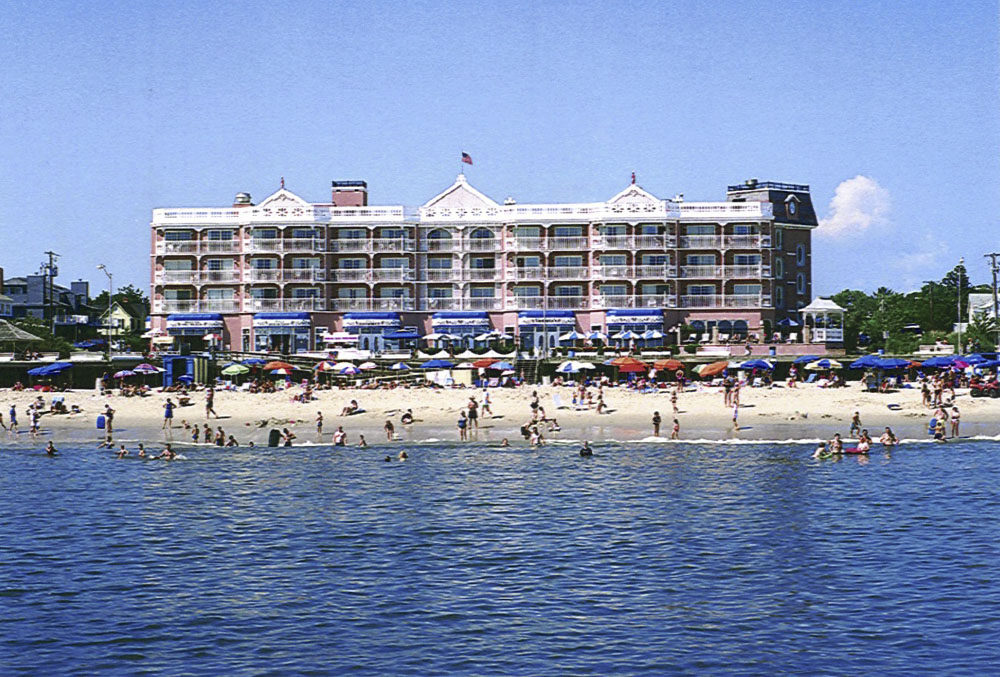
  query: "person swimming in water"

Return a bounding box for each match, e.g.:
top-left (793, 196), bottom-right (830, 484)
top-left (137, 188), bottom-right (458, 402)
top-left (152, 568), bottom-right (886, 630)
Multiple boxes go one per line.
top-left (116, 444), bottom-right (129, 458)
top-left (45, 441), bottom-right (58, 455)
top-left (856, 429), bottom-right (872, 453)
top-left (500, 438), bottom-right (509, 448)
top-left (879, 427), bottom-right (898, 447)
top-left (358, 434), bottom-right (368, 448)
top-left (398, 450), bottom-right (408, 461)
top-left (579, 441), bottom-right (593, 457)
top-left (829, 433), bottom-right (844, 453)
top-left (813, 442), bottom-right (831, 459)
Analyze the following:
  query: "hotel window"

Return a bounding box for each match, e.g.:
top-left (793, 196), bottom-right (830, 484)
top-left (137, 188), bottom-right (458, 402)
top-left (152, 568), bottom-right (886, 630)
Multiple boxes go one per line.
top-left (427, 229), bottom-right (451, 239)
top-left (339, 258), bottom-right (365, 269)
top-left (470, 257), bottom-right (495, 269)
top-left (379, 257), bottom-right (407, 269)
top-left (733, 284), bottom-right (761, 296)
top-left (685, 254), bottom-right (716, 265)
top-left (513, 286), bottom-right (541, 296)
top-left (775, 228), bottom-right (784, 249)
top-left (339, 229), bottom-right (365, 239)
top-left (553, 285), bottom-right (582, 296)
top-left (205, 259), bottom-right (235, 271)
top-left (163, 260), bottom-right (194, 271)
top-left (163, 230), bottom-right (194, 241)
top-left (775, 258), bottom-right (784, 279)
top-left (164, 290), bottom-right (193, 300)
top-left (427, 256), bottom-right (452, 269)
top-left (428, 287), bottom-right (453, 298)
top-left (601, 284), bottom-right (628, 296)
top-left (337, 288), bottom-right (366, 298)
top-left (514, 226), bottom-right (540, 238)
top-left (639, 224), bottom-right (662, 235)
top-left (250, 258), bottom-right (278, 269)
top-left (206, 230), bottom-right (234, 240)
top-left (642, 254), bottom-right (669, 265)
top-left (733, 254), bottom-right (761, 265)
top-left (733, 224), bottom-right (757, 235)
top-left (796, 245), bottom-right (806, 266)
top-left (469, 228), bottom-right (494, 239)
top-left (470, 286), bottom-right (495, 298)
top-left (685, 225), bottom-right (715, 235)
top-left (603, 225), bottom-right (626, 235)
top-left (250, 288), bottom-right (278, 299)
top-left (686, 285), bottom-right (715, 295)
top-left (552, 255), bottom-right (582, 267)
top-left (776, 287), bottom-right (785, 307)
top-left (205, 288), bottom-right (234, 300)
top-left (640, 283), bottom-right (669, 295)
top-left (379, 228), bottom-right (406, 239)
top-left (291, 288), bottom-right (320, 298)
top-left (797, 273), bottom-right (806, 294)
top-left (378, 287), bottom-right (408, 298)
top-left (517, 256), bottom-right (541, 267)
top-left (252, 228), bottom-right (278, 239)
top-left (290, 228), bottom-right (320, 239)
top-left (600, 254), bottom-right (627, 266)
top-left (552, 226), bottom-right (582, 237)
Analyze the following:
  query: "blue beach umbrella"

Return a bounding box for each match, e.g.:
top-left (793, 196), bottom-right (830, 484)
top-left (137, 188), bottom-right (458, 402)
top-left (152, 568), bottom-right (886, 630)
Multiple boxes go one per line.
top-left (963, 354), bottom-right (989, 365)
top-left (491, 361), bottom-right (515, 371)
top-left (242, 358), bottom-right (268, 366)
top-left (586, 331), bottom-right (609, 342)
top-left (739, 359), bottom-right (774, 370)
top-left (849, 355), bottom-right (883, 370)
top-left (922, 355), bottom-right (958, 368)
top-left (388, 362), bottom-right (410, 371)
top-left (422, 359), bottom-right (455, 369)
top-left (874, 358), bottom-right (911, 370)
top-left (793, 355), bottom-right (820, 364)
top-left (805, 359), bottom-right (843, 371)
top-left (176, 375), bottom-right (194, 383)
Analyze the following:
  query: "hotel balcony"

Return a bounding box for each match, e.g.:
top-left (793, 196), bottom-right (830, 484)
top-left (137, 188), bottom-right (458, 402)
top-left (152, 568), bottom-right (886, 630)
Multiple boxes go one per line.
top-left (371, 269), bottom-right (415, 282)
top-left (419, 239), bottom-right (459, 252)
top-left (679, 294), bottom-right (772, 309)
top-left (599, 235), bottom-right (672, 250)
top-left (419, 269), bottom-right (461, 282)
top-left (679, 265), bottom-right (724, 279)
top-left (328, 298), bottom-right (416, 311)
top-left (546, 266), bottom-right (590, 279)
top-left (329, 239), bottom-right (371, 253)
top-left (594, 265), bottom-right (677, 279)
top-left (677, 235), bottom-right (767, 249)
top-left (155, 270), bottom-right (240, 285)
top-left (508, 267), bottom-right (547, 281)
top-left (242, 238), bottom-right (327, 253)
top-left (245, 298), bottom-right (327, 312)
top-left (152, 300), bottom-right (239, 313)
top-left (465, 268), bottom-right (500, 281)
top-left (465, 239), bottom-right (501, 252)
top-left (419, 297), bottom-right (504, 311)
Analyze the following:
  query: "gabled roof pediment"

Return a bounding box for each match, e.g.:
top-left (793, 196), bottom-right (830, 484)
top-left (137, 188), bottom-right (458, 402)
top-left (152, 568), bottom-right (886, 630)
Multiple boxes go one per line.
top-left (607, 183), bottom-right (661, 206)
top-left (422, 174), bottom-right (498, 210)
top-left (256, 188), bottom-right (312, 208)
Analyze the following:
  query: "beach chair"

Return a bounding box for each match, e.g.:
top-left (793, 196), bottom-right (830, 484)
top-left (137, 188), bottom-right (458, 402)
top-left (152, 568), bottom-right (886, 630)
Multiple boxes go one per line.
top-left (552, 393), bottom-right (569, 409)
top-left (804, 373), bottom-right (817, 384)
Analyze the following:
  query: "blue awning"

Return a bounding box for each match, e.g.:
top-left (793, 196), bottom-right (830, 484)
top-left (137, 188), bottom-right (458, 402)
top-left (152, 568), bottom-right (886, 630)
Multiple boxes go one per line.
top-left (432, 311), bottom-right (489, 320)
top-left (253, 312), bottom-right (310, 320)
top-left (344, 312), bottom-right (400, 320)
top-left (166, 313), bottom-right (223, 322)
top-left (518, 310), bottom-right (575, 319)
top-left (606, 309), bottom-right (664, 318)
top-left (384, 330), bottom-right (420, 339)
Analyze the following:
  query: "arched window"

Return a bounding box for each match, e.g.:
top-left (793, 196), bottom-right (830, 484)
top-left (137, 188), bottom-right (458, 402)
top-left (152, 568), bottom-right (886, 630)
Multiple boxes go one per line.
top-left (775, 258), bottom-right (784, 279)
top-left (796, 273), bottom-right (806, 295)
top-left (796, 244), bottom-right (806, 267)
top-left (469, 228), bottom-right (494, 239)
top-left (427, 229), bottom-right (452, 240)
top-left (776, 286), bottom-right (785, 308)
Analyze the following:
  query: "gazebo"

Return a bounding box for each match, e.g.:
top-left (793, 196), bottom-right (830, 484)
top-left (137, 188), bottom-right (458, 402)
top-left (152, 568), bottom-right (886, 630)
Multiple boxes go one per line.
top-left (0, 319), bottom-right (44, 351)
top-left (799, 298), bottom-right (845, 344)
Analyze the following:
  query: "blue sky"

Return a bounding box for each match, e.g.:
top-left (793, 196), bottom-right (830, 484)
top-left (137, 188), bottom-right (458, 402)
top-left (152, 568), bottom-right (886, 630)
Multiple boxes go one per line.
top-left (1, 0), bottom-right (997, 295)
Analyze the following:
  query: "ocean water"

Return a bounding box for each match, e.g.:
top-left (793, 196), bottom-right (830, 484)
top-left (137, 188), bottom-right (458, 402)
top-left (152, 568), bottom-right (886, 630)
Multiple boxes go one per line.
top-left (1, 439), bottom-right (998, 675)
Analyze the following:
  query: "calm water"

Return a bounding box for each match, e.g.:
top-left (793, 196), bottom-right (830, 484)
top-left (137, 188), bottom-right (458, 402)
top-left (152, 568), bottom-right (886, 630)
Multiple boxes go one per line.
top-left (1, 439), bottom-right (998, 675)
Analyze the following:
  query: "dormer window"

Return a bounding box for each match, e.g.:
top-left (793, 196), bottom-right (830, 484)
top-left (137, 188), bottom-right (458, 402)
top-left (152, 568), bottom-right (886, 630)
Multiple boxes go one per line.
top-left (784, 194), bottom-right (800, 219)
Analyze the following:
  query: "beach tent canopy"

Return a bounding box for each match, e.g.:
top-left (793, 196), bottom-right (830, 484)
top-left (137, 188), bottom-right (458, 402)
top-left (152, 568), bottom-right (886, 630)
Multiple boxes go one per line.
top-left (0, 320), bottom-right (43, 343)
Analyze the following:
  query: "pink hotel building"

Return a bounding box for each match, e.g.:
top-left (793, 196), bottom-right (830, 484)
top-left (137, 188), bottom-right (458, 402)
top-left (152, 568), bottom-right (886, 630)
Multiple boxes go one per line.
top-left (149, 175), bottom-right (816, 353)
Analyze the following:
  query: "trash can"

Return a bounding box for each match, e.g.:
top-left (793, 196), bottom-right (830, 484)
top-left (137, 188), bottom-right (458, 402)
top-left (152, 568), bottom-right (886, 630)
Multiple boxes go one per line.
top-left (268, 429), bottom-right (282, 447)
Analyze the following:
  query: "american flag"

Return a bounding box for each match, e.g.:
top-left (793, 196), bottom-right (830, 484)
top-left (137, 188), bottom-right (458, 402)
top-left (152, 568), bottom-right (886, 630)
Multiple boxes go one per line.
top-left (461, 152), bottom-right (473, 165)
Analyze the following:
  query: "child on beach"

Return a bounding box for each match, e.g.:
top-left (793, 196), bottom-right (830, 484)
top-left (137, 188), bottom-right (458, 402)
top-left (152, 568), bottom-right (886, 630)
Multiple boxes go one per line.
top-left (950, 406), bottom-right (960, 438)
top-left (671, 418), bottom-right (680, 440)
top-left (732, 403), bottom-right (739, 432)
top-left (457, 411), bottom-right (468, 441)
top-left (316, 411), bottom-right (324, 437)
top-left (671, 388), bottom-right (678, 414)
top-left (384, 419), bottom-right (395, 441)
top-left (652, 411), bottom-right (661, 436)
top-left (849, 411), bottom-right (862, 436)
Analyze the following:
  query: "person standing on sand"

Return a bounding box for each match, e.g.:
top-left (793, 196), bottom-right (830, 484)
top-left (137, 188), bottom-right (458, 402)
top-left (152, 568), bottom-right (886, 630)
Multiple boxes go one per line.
top-left (205, 387), bottom-right (218, 419)
top-left (162, 398), bottom-right (174, 430)
top-left (732, 402), bottom-right (739, 432)
top-left (950, 406), bottom-right (961, 438)
top-left (467, 396), bottom-right (479, 430)
top-left (849, 411), bottom-right (862, 437)
top-left (10, 405), bottom-right (19, 435)
top-left (652, 411), bottom-right (662, 436)
top-left (332, 426), bottom-right (346, 446)
top-left (0, 410), bottom-right (7, 432)
top-left (671, 387), bottom-right (679, 414)
top-left (316, 411), bottom-right (323, 437)
top-left (481, 390), bottom-right (493, 416)
top-left (384, 419), bottom-right (395, 441)
top-left (671, 418), bottom-right (680, 440)
top-left (457, 411), bottom-right (468, 441)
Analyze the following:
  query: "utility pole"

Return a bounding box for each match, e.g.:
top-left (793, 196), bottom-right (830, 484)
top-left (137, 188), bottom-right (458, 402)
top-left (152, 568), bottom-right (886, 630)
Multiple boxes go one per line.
top-left (43, 251), bottom-right (60, 334)
top-left (986, 253), bottom-right (1000, 349)
top-left (957, 257), bottom-right (965, 353)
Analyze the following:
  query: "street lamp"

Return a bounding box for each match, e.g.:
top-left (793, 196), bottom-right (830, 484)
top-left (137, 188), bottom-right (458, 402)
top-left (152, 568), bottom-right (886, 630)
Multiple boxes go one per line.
top-left (957, 257), bottom-right (965, 354)
top-left (97, 264), bottom-right (112, 362)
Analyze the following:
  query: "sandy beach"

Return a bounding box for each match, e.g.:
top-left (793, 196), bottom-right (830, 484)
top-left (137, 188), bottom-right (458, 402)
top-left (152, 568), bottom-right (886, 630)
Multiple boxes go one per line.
top-left (3, 380), bottom-right (997, 448)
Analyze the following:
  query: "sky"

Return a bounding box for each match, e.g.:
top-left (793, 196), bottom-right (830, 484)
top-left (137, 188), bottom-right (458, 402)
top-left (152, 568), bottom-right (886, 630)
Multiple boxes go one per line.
top-left (1, 0), bottom-right (998, 295)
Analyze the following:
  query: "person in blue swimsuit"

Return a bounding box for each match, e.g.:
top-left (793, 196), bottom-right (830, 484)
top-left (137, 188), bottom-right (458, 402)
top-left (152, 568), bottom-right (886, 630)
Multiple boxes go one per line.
top-left (162, 398), bottom-right (175, 429)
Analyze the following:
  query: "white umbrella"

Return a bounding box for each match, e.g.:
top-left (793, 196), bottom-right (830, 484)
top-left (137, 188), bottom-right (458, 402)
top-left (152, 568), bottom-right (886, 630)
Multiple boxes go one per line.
top-left (560, 330), bottom-right (588, 342)
top-left (587, 331), bottom-right (608, 342)
top-left (642, 329), bottom-right (664, 340)
top-left (613, 329), bottom-right (641, 340)
top-left (557, 360), bottom-right (582, 373)
top-left (332, 361), bottom-right (356, 371)
top-left (358, 361), bottom-right (378, 371)
top-left (424, 332), bottom-right (458, 341)
top-left (388, 362), bottom-right (410, 371)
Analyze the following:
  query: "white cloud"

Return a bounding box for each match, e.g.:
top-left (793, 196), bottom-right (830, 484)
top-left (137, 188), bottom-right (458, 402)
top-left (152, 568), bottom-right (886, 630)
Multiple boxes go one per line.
top-left (818, 175), bottom-right (891, 238)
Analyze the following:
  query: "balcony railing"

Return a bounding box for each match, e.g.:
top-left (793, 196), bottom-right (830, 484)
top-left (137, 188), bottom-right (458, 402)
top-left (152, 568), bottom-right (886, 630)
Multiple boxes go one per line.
top-left (420, 269), bottom-right (461, 282)
top-left (244, 269), bottom-right (281, 282)
top-left (547, 266), bottom-right (589, 279)
top-left (280, 269), bottom-right (326, 282)
top-left (155, 242), bottom-right (199, 255)
top-left (679, 294), bottom-right (770, 309)
top-left (330, 269), bottom-right (370, 282)
top-left (420, 239), bottom-right (458, 252)
top-left (200, 241), bottom-right (241, 254)
top-left (679, 265), bottom-right (724, 278)
top-left (245, 298), bottom-right (326, 312)
top-left (466, 238), bottom-right (501, 251)
top-left (547, 237), bottom-right (589, 250)
top-left (372, 238), bottom-right (415, 252)
top-left (509, 267), bottom-right (547, 280)
top-left (634, 265), bottom-right (676, 278)
top-left (329, 239), bottom-right (370, 253)
top-left (600, 235), bottom-right (669, 250)
top-left (466, 269), bottom-right (500, 281)
top-left (371, 269), bottom-right (414, 282)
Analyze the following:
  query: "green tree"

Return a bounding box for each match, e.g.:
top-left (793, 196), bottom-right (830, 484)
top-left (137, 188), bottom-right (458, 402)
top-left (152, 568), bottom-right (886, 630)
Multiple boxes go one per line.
top-left (92, 283), bottom-right (149, 310)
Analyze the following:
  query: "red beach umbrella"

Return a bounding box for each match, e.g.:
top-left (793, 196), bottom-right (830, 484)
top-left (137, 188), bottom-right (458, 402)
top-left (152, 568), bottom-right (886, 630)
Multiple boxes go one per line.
top-left (263, 361), bottom-right (295, 371)
top-left (610, 356), bottom-right (648, 373)
top-left (654, 359), bottom-right (684, 371)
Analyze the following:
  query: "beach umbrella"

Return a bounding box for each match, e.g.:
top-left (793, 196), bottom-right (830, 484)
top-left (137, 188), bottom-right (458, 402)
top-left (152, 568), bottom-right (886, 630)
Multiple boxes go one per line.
top-left (473, 358), bottom-right (500, 369)
top-left (26, 366), bottom-right (49, 376)
top-left (176, 375), bottom-right (194, 384)
top-left (849, 355), bottom-right (884, 370)
top-left (39, 362), bottom-right (73, 375)
top-left (358, 361), bottom-right (379, 371)
top-left (221, 364), bottom-right (249, 376)
top-left (339, 365), bottom-right (361, 375)
top-left (475, 330), bottom-right (510, 341)
top-left (491, 361), bottom-right (515, 371)
top-left (559, 330), bottom-right (588, 342)
top-left (586, 331), bottom-right (608, 342)
top-left (963, 354), bottom-right (989, 365)
top-left (641, 329), bottom-right (664, 340)
top-left (113, 370), bottom-right (136, 379)
top-left (422, 359), bottom-right (455, 369)
top-left (263, 360), bottom-right (294, 370)
top-left (777, 317), bottom-right (800, 327)
top-left (612, 329), bottom-right (641, 341)
top-left (270, 368), bottom-right (293, 376)
top-left (653, 359), bottom-right (684, 371)
top-left (388, 362), bottom-right (410, 371)
top-left (242, 358), bottom-right (268, 367)
top-left (739, 359), bottom-right (775, 370)
top-left (793, 355), bottom-right (820, 364)
top-left (134, 363), bottom-right (162, 374)
top-left (556, 361), bottom-right (581, 373)
top-left (610, 356), bottom-right (648, 373)
top-left (805, 359), bottom-right (843, 371)
top-left (332, 362), bottom-right (356, 371)
top-left (455, 362), bottom-right (477, 369)
top-left (696, 360), bottom-right (730, 379)
top-left (314, 361), bottom-right (338, 372)
top-left (922, 355), bottom-right (958, 368)
top-left (873, 358), bottom-right (910, 370)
